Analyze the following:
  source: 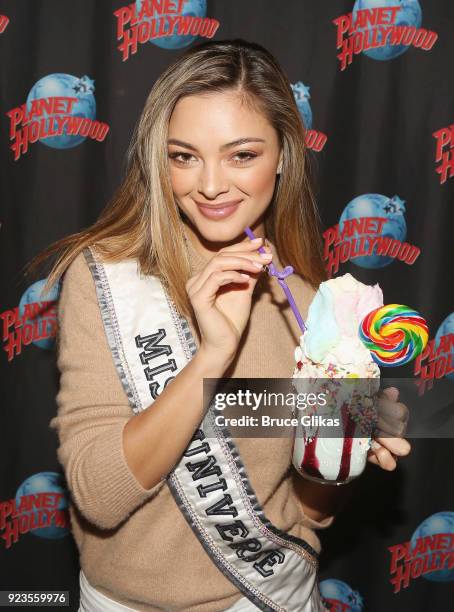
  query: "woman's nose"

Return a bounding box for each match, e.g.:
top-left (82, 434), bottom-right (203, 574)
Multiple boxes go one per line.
top-left (197, 161), bottom-right (229, 198)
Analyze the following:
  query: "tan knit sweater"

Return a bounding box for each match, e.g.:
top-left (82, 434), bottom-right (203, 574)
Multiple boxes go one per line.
top-left (49, 234), bottom-right (335, 612)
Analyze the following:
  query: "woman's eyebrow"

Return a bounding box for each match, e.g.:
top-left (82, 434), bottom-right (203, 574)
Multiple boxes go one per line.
top-left (167, 137), bottom-right (266, 152)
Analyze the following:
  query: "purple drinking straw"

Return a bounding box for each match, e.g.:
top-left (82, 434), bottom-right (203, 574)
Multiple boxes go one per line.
top-left (244, 226), bottom-right (307, 334)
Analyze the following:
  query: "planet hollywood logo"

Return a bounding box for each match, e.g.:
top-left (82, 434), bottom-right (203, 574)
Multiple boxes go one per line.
top-left (0, 278), bottom-right (60, 362)
top-left (114, 0), bottom-right (219, 62)
top-left (291, 81), bottom-right (327, 153)
top-left (319, 578), bottom-right (364, 611)
top-left (433, 123), bottom-right (454, 185)
top-left (414, 313), bottom-right (454, 395)
top-left (0, 472), bottom-right (70, 549)
top-left (323, 194), bottom-right (420, 277)
top-left (6, 73), bottom-right (110, 161)
top-left (333, 0), bottom-right (438, 72)
top-left (388, 511), bottom-right (454, 593)
top-left (0, 14), bottom-right (9, 33)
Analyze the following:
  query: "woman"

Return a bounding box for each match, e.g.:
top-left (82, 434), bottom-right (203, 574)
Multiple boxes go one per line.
top-left (29, 38), bottom-right (410, 611)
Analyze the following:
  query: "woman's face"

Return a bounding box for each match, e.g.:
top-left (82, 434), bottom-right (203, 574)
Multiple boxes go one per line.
top-left (167, 90), bottom-right (282, 252)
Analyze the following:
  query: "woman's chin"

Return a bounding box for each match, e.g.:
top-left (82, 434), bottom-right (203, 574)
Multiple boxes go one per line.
top-left (192, 219), bottom-right (249, 244)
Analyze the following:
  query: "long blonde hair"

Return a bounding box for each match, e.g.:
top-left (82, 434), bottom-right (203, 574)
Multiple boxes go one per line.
top-left (25, 38), bottom-right (327, 319)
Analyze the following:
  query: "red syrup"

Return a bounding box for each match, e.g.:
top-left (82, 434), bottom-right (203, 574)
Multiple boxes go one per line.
top-left (300, 403), bottom-right (358, 483)
top-left (301, 431), bottom-right (324, 480)
top-left (336, 402), bottom-right (357, 482)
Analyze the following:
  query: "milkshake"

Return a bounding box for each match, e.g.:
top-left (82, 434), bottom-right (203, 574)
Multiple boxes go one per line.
top-left (292, 273), bottom-right (383, 485)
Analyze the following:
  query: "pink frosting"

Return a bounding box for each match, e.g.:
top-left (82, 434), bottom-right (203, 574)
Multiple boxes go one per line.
top-left (331, 274), bottom-right (383, 336)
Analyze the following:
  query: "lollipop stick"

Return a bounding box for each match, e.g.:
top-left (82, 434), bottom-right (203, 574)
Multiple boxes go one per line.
top-left (244, 226), bottom-right (307, 333)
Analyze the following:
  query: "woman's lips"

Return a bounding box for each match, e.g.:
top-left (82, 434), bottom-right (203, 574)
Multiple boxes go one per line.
top-left (196, 201), bottom-right (242, 220)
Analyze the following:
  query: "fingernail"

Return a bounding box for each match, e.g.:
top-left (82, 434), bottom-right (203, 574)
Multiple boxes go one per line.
top-left (253, 262), bottom-right (263, 268)
top-left (251, 237), bottom-right (262, 243)
top-left (260, 253), bottom-right (272, 259)
top-left (384, 386), bottom-right (399, 401)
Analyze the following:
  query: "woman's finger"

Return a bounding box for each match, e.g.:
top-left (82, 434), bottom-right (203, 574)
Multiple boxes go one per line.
top-left (373, 435), bottom-right (411, 457)
top-left (375, 414), bottom-right (408, 437)
top-left (381, 386), bottom-right (399, 402)
top-left (367, 441), bottom-right (397, 470)
top-left (189, 255), bottom-right (266, 294)
top-left (377, 389), bottom-right (408, 423)
top-left (187, 239), bottom-right (273, 294)
top-left (192, 270), bottom-right (254, 309)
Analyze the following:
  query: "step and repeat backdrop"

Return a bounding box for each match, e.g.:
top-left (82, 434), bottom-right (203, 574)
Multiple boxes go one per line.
top-left (1, 1), bottom-right (453, 611)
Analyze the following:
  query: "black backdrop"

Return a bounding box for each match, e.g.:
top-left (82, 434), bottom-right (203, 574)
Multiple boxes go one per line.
top-left (1, 1), bottom-right (454, 610)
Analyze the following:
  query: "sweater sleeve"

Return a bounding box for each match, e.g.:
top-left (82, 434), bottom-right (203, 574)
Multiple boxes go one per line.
top-left (49, 251), bottom-right (164, 530)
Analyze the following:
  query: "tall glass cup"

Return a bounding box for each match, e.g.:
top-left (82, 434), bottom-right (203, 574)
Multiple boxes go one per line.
top-left (291, 376), bottom-right (380, 485)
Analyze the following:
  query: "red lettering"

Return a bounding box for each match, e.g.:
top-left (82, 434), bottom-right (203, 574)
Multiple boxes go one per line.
top-left (375, 236), bottom-right (392, 256)
top-left (114, 6), bottom-right (133, 39)
top-left (6, 106), bottom-right (24, 138)
top-left (390, 25), bottom-right (406, 45)
top-left (390, 560), bottom-right (411, 593)
top-left (95, 123), bottom-right (110, 142)
top-left (339, 241), bottom-right (349, 263)
top-left (433, 126), bottom-right (453, 163)
top-left (1, 518), bottom-right (20, 548)
top-left (325, 245), bottom-right (340, 277)
top-left (332, 14), bottom-right (351, 47)
top-left (176, 14), bottom-right (193, 36)
top-left (323, 226), bottom-right (339, 255)
top-left (10, 125), bottom-right (30, 160)
top-left (0, 14), bottom-right (9, 33)
top-left (0, 309), bottom-right (17, 339)
top-left (388, 542), bottom-right (411, 574)
top-left (65, 115), bottom-right (84, 135)
top-left (421, 30), bottom-right (438, 51)
top-left (410, 556), bottom-right (424, 579)
top-left (405, 245), bottom-right (420, 265)
top-left (0, 500), bottom-right (14, 530)
top-left (117, 24), bottom-right (138, 61)
top-left (3, 330), bottom-right (22, 361)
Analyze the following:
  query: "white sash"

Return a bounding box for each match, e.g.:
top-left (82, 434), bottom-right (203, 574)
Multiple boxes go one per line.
top-left (83, 246), bottom-right (326, 612)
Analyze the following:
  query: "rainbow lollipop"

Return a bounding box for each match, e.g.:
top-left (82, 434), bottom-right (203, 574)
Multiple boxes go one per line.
top-left (359, 304), bottom-right (429, 367)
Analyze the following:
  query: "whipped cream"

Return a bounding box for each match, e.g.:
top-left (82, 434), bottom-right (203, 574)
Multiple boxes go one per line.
top-left (293, 273), bottom-right (383, 378)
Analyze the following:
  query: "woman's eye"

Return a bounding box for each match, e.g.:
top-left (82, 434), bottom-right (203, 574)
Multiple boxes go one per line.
top-left (232, 151), bottom-right (257, 164)
top-left (168, 151), bottom-right (257, 166)
top-left (168, 152), bottom-right (195, 165)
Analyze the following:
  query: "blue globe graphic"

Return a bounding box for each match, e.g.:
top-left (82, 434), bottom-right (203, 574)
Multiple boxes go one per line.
top-left (19, 277), bottom-right (60, 350)
top-left (320, 579), bottom-right (364, 611)
top-left (291, 81), bottom-right (312, 130)
top-left (435, 313), bottom-right (454, 382)
top-left (352, 0), bottom-right (422, 60)
top-left (339, 194), bottom-right (407, 269)
top-left (15, 472), bottom-right (70, 539)
top-left (410, 512), bottom-right (454, 582)
top-left (136, 0), bottom-right (206, 49)
top-left (26, 73), bottom-right (96, 149)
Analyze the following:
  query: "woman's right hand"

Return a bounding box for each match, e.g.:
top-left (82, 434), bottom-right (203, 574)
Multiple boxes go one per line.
top-left (186, 237), bottom-right (273, 364)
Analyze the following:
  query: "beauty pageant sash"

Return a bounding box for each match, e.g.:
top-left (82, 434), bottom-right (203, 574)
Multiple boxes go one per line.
top-left (83, 246), bottom-right (326, 612)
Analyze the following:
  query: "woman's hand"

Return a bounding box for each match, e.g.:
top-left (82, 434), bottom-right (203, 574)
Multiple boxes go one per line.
top-left (367, 386), bottom-right (411, 471)
top-left (186, 237), bottom-right (273, 364)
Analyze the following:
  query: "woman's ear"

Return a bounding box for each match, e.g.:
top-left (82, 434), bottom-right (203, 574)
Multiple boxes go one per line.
top-left (277, 151), bottom-right (283, 175)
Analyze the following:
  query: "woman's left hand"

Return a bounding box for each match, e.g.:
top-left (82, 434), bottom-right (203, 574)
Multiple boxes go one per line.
top-left (367, 386), bottom-right (411, 471)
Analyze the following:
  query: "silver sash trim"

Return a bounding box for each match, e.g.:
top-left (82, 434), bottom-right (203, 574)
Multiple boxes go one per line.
top-left (83, 246), bottom-right (326, 612)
